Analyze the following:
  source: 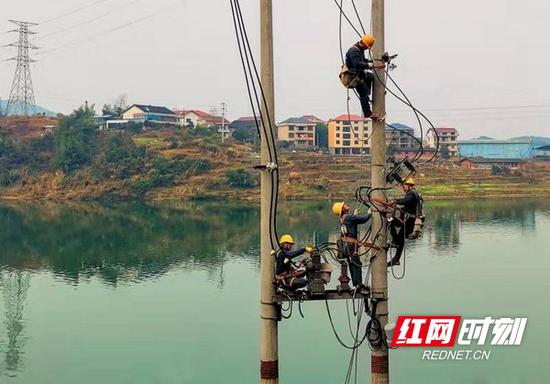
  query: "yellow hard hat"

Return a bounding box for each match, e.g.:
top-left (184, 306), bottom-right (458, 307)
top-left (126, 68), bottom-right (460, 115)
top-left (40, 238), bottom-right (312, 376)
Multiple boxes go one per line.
top-left (279, 234), bottom-right (294, 244)
top-left (361, 34), bottom-right (375, 48)
top-left (332, 202), bottom-right (345, 217)
top-left (403, 176), bottom-right (416, 185)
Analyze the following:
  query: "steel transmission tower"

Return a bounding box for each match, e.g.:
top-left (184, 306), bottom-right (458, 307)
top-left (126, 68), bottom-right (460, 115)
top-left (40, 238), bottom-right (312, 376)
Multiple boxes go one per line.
top-left (5, 20), bottom-right (39, 116)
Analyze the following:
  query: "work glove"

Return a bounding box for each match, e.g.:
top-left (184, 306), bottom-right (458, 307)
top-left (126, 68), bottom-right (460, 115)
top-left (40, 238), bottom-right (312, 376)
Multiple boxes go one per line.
top-left (284, 257), bottom-right (290, 264)
top-left (353, 208), bottom-right (361, 215)
top-left (305, 246), bottom-right (314, 253)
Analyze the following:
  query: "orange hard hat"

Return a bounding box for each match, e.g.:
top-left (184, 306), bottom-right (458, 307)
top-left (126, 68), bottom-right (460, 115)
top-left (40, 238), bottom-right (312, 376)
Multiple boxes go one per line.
top-left (361, 34), bottom-right (375, 48)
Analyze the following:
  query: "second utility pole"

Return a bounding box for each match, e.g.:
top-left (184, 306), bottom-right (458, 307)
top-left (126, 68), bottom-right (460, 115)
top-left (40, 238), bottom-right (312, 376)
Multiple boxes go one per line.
top-left (259, 1), bottom-right (278, 384)
top-left (369, 0), bottom-right (389, 383)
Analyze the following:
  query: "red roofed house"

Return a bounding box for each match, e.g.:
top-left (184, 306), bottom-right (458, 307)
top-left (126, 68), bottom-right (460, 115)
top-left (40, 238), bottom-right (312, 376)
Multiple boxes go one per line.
top-left (426, 127), bottom-right (459, 157)
top-left (175, 110), bottom-right (230, 129)
top-left (328, 114), bottom-right (372, 155)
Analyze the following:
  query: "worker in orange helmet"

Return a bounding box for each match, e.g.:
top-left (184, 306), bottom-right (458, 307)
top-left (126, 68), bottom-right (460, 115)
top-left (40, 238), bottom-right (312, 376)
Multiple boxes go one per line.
top-left (345, 34), bottom-right (386, 120)
top-left (388, 177), bottom-right (422, 267)
top-left (274, 234), bottom-right (314, 290)
top-left (332, 201), bottom-right (371, 293)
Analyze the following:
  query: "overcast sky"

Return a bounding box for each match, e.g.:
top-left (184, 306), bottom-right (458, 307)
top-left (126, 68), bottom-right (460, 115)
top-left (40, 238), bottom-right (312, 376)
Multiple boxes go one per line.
top-left (1, 0), bottom-right (550, 138)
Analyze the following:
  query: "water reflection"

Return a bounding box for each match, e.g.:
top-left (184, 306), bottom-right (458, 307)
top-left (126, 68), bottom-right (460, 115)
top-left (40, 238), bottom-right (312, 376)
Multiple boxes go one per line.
top-left (0, 271), bottom-right (30, 376)
top-left (0, 199), bottom-right (548, 379)
top-left (0, 199), bottom-right (547, 285)
top-left (0, 202), bottom-right (261, 286)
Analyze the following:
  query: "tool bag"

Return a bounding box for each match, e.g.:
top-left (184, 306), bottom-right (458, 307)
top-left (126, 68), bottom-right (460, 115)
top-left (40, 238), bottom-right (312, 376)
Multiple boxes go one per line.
top-left (339, 65), bottom-right (361, 89)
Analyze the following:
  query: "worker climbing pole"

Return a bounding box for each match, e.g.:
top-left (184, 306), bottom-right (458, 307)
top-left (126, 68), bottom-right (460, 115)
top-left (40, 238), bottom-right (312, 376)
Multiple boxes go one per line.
top-left (229, 0), bottom-right (440, 383)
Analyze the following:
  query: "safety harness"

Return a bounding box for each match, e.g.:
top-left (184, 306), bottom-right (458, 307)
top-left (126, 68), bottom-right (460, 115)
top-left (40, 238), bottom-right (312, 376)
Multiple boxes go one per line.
top-left (340, 214), bottom-right (360, 257)
top-left (274, 251), bottom-right (306, 288)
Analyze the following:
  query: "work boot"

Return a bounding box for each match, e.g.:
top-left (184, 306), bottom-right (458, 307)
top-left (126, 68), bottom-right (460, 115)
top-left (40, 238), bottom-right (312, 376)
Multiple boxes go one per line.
top-left (387, 257), bottom-right (400, 267)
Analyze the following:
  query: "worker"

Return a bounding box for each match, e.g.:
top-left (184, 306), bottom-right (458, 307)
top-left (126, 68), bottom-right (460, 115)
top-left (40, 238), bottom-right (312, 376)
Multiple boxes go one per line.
top-left (388, 177), bottom-right (421, 267)
top-left (344, 34), bottom-right (386, 120)
top-left (332, 202), bottom-right (371, 292)
top-left (275, 234), bottom-right (314, 290)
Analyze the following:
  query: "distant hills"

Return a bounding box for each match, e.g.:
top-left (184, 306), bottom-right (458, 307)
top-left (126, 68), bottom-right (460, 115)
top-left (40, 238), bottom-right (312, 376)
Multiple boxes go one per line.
top-left (511, 136), bottom-right (550, 147)
top-left (0, 100), bottom-right (56, 117)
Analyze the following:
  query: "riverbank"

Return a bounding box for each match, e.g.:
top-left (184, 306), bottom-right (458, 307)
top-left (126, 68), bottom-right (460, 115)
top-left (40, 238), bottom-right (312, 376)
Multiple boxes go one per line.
top-left (2, 127), bottom-right (549, 202)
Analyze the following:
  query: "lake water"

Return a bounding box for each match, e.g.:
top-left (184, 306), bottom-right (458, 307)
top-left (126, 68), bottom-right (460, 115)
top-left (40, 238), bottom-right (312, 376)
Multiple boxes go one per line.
top-left (0, 199), bottom-right (548, 383)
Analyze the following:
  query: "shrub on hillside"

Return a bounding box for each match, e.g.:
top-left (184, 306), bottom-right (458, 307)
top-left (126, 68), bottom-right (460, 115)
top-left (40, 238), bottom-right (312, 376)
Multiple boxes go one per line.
top-left (225, 168), bottom-right (256, 188)
top-left (128, 156), bottom-right (212, 195)
top-left (93, 132), bottom-right (146, 179)
top-left (54, 104), bottom-right (98, 174)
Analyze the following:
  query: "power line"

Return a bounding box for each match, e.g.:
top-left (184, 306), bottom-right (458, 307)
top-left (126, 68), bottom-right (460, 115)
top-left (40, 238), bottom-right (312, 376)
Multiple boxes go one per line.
top-left (39, 0), bottom-right (144, 42)
top-left (41, 0), bottom-right (114, 24)
top-left (40, 1), bottom-right (178, 55)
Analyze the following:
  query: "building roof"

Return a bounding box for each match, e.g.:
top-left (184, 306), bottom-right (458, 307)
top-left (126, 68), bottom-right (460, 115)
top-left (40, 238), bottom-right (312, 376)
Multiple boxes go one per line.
top-left (202, 115), bottom-right (230, 125)
top-left (432, 127), bottom-right (457, 134)
top-left (176, 109), bottom-right (230, 125)
top-left (459, 157), bottom-right (526, 164)
top-left (459, 139), bottom-right (532, 145)
top-left (176, 109), bottom-right (211, 118)
top-left (301, 115), bottom-right (324, 123)
top-left (330, 114), bottom-right (364, 122)
top-left (386, 123), bottom-right (415, 132)
top-left (233, 116), bottom-right (260, 122)
top-left (126, 104), bottom-right (175, 115)
top-left (279, 115), bottom-right (323, 125)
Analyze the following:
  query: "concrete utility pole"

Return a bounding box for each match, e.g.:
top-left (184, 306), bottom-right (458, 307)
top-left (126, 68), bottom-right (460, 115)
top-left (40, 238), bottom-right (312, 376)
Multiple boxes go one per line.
top-left (369, 0), bottom-right (389, 383)
top-left (259, 1), bottom-right (278, 384)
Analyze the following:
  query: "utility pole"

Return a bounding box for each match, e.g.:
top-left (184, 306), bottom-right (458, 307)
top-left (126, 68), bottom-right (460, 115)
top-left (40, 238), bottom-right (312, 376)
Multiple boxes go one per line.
top-left (5, 20), bottom-right (38, 117)
top-left (259, 1), bottom-right (278, 383)
top-left (220, 102), bottom-right (228, 143)
top-left (369, 1), bottom-right (389, 383)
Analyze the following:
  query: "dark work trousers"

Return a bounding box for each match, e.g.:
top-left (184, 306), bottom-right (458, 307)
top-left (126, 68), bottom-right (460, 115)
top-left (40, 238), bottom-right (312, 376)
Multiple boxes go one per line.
top-left (289, 277), bottom-right (308, 290)
top-left (390, 217), bottom-right (416, 263)
top-left (342, 242), bottom-right (362, 287)
top-left (355, 71), bottom-right (374, 118)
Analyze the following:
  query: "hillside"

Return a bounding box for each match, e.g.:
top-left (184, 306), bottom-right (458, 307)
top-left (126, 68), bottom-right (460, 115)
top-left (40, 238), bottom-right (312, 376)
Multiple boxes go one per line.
top-left (1, 123), bottom-right (550, 202)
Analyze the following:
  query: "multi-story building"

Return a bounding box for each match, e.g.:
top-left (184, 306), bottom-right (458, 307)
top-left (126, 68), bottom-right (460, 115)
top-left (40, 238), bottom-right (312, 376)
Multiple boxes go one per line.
top-left (385, 123), bottom-right (416, 149)
top-left (426, 127), bottom-right (459, 157)
top-left (328, 114), bottom-right (372, 155)
top-left (277, 115), bottom-right (323, 148)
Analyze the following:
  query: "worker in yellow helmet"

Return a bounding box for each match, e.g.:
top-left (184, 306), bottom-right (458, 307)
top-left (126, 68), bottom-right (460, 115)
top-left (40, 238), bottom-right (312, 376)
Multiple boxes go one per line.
top-left (345, 34), bottom-right (386, 120)
top-left (332, 202), bottom-right (371, 293)
top-left (274, 234), bottom-right (314, 290)
top-left (388, 177), bottom-right (423, 267)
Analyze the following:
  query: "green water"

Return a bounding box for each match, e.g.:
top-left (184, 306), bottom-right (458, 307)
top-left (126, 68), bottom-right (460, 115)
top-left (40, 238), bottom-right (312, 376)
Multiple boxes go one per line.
top-left (0, 200), bottom-right (548, 383)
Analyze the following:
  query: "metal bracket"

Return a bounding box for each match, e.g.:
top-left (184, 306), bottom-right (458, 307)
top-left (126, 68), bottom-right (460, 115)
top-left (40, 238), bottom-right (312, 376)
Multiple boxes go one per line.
top-left (370, 290), bottom-right (387, 300)
top-left (253, 162), bottom-right (278, 173)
